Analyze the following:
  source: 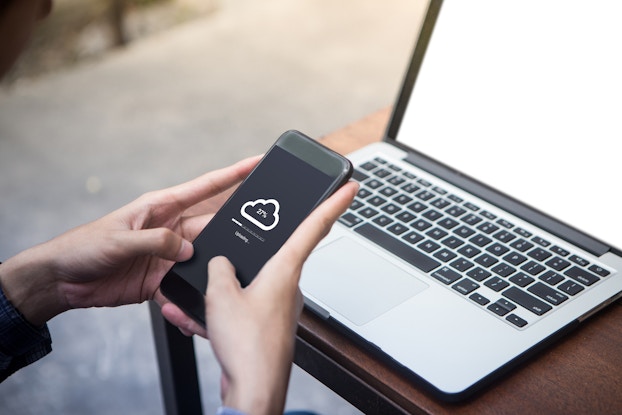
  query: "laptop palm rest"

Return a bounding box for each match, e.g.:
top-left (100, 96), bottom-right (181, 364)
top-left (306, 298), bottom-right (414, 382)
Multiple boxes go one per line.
top-left (302, 237), bottom-right (428, 326)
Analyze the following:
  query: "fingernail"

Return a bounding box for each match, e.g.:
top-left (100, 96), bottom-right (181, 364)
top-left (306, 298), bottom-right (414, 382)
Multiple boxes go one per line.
top-left (177, 239), bottom-right (194, 261)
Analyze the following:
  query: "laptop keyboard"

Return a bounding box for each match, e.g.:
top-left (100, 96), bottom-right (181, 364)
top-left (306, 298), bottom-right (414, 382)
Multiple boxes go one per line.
top-left (339, 155), bottom-right (612, 329)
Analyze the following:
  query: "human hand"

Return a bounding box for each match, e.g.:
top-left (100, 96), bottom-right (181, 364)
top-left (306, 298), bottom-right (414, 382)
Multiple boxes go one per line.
top-left (204, 181), bottom-right (358, 415)
top-left (0, 156), bottom-right (261, 335)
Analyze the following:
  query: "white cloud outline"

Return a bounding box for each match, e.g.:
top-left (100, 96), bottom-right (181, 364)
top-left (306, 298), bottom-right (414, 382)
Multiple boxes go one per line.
top-left (240, 198), bottom-right (280, 231)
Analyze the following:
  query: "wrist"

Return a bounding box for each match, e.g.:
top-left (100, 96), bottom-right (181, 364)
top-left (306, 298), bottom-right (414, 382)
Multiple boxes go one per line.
top-left (0, 246), bottom-right (65, 326)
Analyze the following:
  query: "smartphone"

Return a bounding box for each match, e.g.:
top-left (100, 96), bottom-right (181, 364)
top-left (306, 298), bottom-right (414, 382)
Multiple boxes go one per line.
top-left (160, 130), bottom-right (353, 325)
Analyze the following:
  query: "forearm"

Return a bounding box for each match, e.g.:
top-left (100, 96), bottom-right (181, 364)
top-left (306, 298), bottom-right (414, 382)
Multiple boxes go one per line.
top-left (0, 245), bottom-right (65, 327)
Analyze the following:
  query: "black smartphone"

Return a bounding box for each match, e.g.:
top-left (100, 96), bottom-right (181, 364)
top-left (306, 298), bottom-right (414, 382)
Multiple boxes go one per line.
top-left (160, 130), bottom-right (353, 325)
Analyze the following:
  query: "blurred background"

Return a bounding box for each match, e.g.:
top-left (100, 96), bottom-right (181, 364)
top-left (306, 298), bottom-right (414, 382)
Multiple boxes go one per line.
top-left (0, 0), bottom-right (424, 413)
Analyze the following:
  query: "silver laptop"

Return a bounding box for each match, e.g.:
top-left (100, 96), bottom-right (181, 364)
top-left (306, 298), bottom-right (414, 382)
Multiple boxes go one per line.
top-left (300, 0), bottom-right (622, 401)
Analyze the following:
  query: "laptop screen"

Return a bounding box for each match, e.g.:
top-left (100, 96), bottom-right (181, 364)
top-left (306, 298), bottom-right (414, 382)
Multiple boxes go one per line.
top-left (394, 0), bottom-right (621, 249)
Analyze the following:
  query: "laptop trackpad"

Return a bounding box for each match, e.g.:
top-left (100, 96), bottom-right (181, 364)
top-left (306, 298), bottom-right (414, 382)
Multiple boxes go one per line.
top-left (302, 237), bottom-right (429, 326)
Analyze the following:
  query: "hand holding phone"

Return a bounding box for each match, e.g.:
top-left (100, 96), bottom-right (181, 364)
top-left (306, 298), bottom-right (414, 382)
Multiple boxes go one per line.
top-left (160, 130), bottom-right (353, 325)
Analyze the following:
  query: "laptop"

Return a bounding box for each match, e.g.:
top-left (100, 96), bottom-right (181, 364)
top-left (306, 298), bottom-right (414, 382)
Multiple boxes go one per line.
top-left (300, 0), bottom-right (622, 401)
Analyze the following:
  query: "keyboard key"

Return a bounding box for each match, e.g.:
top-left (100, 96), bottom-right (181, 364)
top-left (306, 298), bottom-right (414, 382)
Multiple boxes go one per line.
top-left (539, 270), bottom-right (564, 286)
top-left (551, 245), bottom-right (570, 257)
top-left (395, 211), bottom-right (416, 223)
top-left (511, 238), bottom-right (534, 252)
top-left (464, 202), bottom-right (479, 211)
top-left (431, 266), bottom-right (461, 285)
top-left (365, 179), bottom-right (383, 189)
top-left (462, 214), bottom-right (482, 226)
top-left (475, 253), bottom-right (498, 268)
top-left (338, 213), bottom-right (362, 227)
top-left (492, 263), bottom-right (516, 278)
top-left (401, 183), bottom-right (420, 193)
top-left (379, 187), bottom-right (398, 197)
top-left (402, 231), bottom-right (424, 245)
top-left (545, 256), bottom-right (571, 271)
top-left (485, 277), bottom-right (510, 292)
top-left (477, 222), bottom-right (499, 234)
top-left (454, 225), bottom-right (476, 238)
top-left (354, 223), bottom-right (441, 272)
top-left (506, 314), bottom-right (528, 328)
top-left (357, 188), bottom-right (372, 199)
top-left (374, 157), bottom-right (387, 164)
top-left (432, 198), bottom-right (451, 209)
top-left (528, 282), bottom-right (568, 306)
top-left (450, 258), bottom-right (474, 272)
top-left (493, 230), bottom-right (516, 243)
top-left (360, 162), bottom-right (377, 171)
top-left (528, 247), bottom-right (552, 262)
top-left (497, 219), bottom-right (514, 229)
top-left (382, 203), bottom-right (400, 215)
top-left (419, 240), bottom-right (441, 253)
top-left (470, 234), bottom-right (492, 247)
top-left (521, 261), bottom-right (546, 276)
top-left (352, 169), bottom-right (370, 182)
top-left (372, 215), bottom-right (393, 227)
top-left (423, 209), bottom-right (443, 221)
top-left (532, 236), bottom-right (551, 247)
top-left (349, 199), bottom-right (364, 211)
top-left (407, 201), bottom-right (427, 213)
top-left (426, 228), bottom-right (448, 240)
top-left (509, 272), bottom-right (534, 287)
top-left (565, 266), bottom-right (599, 286)
top-left (411, 219), bottom-right (432, 231)
top-left (487, 243), bottom-right (510, 256)
top-left (368, 196), bottom-right (386, 207)
top-left (469, 293), bottom-right (490, 305)
top-left (441, 236), bottom-right (464, 250)
top-left (417, 178), bottom-right (432, 187)
top-left (503, 251), bottom-right (528, 266)
top-left (458, 244), bottom-right (481, 258)
top-left (387, 223), bottom-right (408, 236)
top-left (503, 287), bottom-right (552, 316)
top-left (446, 206), bottom-right (467, 217)
top-left (416, 190), bottom-right (435, 201)
top-left (438, 218), bottom-right (459, 229)
top-left (388, 176), bottom-right (406, 186)
top-left (488, 302), bottom-right (511, 316)
top-left (434, 249), bottom-right (457, 262)
top-left (393, 194), bottom-right (413, 205)
top-left (446, 194), bottom-right (462, 203)
top-left (558, 280), bottom-right (584, 296)
top-left (467, 267), bottom-right (492, 282)
top-left (359, 207), bottom-right (379, 218)
top-left (480, 211), bottom-right (496, 220)
top-left (569, 255), bottom-right (590, 267)
top-left (514, 227), bottom-right (532, 238)
top-left (374, 168), bottom-right (392, 178)
top-left (452, 278), bottom-right (480, 295)
top-left (589, 264), bottom-right (610, 277)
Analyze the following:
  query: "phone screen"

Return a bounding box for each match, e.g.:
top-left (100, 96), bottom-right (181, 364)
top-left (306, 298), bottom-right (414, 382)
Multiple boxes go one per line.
top-left (173, 144), bottom-right (337, 292)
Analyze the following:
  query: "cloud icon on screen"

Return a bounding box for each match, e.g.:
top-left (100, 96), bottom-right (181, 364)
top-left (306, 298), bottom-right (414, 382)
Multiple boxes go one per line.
top-left (240, 198), bottom-right (280, 231)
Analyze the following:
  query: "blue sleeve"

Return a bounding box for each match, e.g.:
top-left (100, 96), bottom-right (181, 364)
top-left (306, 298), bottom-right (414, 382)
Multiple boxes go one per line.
top-left (0, 281), bottom-right (52, 382)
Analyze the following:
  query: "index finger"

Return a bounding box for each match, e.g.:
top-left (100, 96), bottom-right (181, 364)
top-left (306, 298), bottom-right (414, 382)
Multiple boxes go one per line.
top-left (276, 181), bottom-right (358, 267)
top-left (166, 155), bottom-right (261, 211)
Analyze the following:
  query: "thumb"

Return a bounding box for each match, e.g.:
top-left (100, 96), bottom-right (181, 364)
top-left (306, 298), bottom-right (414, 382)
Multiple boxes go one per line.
top-left (206, 256), bottom-right (241, 298)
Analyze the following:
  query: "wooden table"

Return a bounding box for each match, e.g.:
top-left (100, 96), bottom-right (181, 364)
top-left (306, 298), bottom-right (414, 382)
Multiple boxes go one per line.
top-left (151, 109), bottom-right (622, 415)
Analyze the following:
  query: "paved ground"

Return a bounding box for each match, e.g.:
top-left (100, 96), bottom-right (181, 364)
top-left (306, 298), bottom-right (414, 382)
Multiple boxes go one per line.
top-left (0, 0), bottom-right (424, 413)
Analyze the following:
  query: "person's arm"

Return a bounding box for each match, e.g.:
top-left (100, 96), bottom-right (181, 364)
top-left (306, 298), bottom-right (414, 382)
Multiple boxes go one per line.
top-left (205, 181), bottom-right (358, 415)
top-left (0, 278), bottom-right (52, 382)
top-left (0, 156), bottom-right (261, 380)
